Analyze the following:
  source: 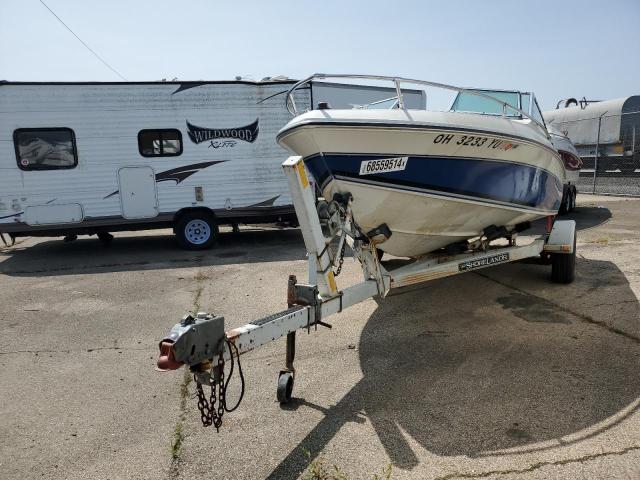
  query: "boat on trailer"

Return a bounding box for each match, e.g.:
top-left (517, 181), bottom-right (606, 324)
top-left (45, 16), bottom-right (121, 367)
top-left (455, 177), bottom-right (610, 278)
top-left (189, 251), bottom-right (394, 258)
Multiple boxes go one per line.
top-left (156, 75), bottom-right (577, 429)
top-left (277, 74), bottom-right (565, 258)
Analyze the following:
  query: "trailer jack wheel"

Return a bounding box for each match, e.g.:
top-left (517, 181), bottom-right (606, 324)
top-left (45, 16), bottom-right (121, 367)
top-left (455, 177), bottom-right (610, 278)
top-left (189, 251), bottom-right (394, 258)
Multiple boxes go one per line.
top-left (278, 331), bottom-right (296, 404)
top-left (277, 371), bottom-right (294, 404)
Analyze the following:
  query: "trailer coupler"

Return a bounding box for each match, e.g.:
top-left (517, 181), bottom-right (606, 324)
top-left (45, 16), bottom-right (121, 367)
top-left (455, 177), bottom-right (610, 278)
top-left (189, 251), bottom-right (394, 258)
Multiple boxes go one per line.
top-left (156, 312), bottom-right (226, 371)
top-left (156, 312), bottom-right (247, 430)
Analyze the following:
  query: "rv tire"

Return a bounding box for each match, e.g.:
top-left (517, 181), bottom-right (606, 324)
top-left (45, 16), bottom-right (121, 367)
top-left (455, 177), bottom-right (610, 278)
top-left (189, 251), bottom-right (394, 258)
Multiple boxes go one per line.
top-left (97, 232), bottom-right (114, 245)
top-left (175, 211), bottom-right (217, 250)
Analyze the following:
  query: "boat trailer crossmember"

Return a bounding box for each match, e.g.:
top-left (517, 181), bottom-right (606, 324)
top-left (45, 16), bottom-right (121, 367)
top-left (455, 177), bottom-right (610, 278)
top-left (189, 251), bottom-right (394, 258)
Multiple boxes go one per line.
top-left (156, 156), bottom-right (576, 428)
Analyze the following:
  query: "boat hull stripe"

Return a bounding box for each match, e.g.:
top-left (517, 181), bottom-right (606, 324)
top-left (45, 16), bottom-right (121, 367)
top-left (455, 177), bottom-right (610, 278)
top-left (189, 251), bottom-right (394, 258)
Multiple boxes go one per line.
top-left (305, 153), bottom-right (562, 212)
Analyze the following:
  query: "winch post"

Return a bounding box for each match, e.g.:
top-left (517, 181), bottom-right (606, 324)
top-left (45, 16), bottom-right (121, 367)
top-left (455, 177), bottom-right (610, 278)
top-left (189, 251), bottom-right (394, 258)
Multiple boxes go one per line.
top-left (283, 156), bottom-right (338, 299)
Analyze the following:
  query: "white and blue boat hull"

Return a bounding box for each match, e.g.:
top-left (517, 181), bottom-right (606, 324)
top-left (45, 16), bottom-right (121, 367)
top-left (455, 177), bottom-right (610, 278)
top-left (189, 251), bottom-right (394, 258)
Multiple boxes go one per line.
top-left (278, 110), bottom-right (564, 257)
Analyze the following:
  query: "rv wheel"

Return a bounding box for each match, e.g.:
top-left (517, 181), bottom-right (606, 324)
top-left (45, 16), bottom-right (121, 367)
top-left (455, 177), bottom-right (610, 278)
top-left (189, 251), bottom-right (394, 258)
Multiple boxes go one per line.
top-left (175, 212), bottom-right (217, 250)
top-left (97, 232), bottom-right (114, 245)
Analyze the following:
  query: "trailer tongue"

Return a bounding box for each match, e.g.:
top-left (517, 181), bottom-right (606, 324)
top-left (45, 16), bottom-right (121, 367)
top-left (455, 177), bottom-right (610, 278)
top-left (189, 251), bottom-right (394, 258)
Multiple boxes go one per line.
top-left (156, 156), bottom-right (577, 430)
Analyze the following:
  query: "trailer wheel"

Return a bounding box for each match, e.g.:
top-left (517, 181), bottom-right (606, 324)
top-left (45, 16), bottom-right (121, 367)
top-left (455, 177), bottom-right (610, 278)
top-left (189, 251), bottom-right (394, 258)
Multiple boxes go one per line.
top-left (277, 371), bottom-right (294, 404)
top-left (551, 230), bottom-right (576, 284)
top-left (568, 188), bottom-right (576, 212)
top-left (566, 189), bottom-right (573, 213)
top-left (559, 187), bottom-right (569, 215)
top-left (175, 212), bottom-right (217, 250)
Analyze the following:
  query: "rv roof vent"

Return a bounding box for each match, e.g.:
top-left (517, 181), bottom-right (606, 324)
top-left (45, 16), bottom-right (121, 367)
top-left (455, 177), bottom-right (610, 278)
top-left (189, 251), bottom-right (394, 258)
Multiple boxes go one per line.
top-left (317, 101), bottom-right (331, 110)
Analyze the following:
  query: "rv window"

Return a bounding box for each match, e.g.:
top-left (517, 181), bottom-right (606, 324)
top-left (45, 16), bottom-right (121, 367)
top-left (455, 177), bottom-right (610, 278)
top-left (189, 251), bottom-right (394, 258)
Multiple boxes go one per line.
top-left (14, 128), bottom-right (78, 171)
top-left (138, 129), bottom-right (183, 157)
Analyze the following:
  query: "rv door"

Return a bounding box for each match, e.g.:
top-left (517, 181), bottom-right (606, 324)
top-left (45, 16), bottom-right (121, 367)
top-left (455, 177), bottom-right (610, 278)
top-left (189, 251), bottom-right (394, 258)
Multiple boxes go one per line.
top-left (118, 167), bottom-right (159, 219)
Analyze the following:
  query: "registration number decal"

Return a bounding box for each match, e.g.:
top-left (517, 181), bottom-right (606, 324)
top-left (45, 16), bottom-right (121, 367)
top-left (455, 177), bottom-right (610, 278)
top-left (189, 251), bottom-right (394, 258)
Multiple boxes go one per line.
top-left (433, 133), bottom-right (519, 151)
top-left (458, 253), bottom-right (510, 271)
top-left (359, 156), bottom-right (408, 175)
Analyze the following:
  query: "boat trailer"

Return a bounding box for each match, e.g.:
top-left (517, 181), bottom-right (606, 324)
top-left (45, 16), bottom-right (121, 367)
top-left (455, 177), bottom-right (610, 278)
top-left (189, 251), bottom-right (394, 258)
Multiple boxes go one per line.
top-left (156, 156), bottom-right (577, 429)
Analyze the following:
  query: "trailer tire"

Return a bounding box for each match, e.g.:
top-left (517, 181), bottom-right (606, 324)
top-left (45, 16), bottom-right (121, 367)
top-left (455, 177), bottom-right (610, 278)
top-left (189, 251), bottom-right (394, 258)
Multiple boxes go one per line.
top-left (175, 212), bottom-right (217, 250)
top-left (551, 230), bottom-right (576, 284)
top-left (568, 188), bottom-right (576, 212)
top-left (559, 187), bottom-right (569, 215)
top-left (277, 371), bottom-right (294, 404)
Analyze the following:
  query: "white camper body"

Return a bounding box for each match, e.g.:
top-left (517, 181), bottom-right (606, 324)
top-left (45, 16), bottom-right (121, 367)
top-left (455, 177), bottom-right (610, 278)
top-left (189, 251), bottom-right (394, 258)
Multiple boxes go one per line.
top-left (0, 79), bottom-right (425, 248)
top-left (543, 96), bottom-right (640, 173)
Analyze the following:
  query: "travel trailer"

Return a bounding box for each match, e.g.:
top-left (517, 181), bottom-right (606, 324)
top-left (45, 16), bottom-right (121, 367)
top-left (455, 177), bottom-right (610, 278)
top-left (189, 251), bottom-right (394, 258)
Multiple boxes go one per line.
top-left (0, 79), bottom-right (425, 249)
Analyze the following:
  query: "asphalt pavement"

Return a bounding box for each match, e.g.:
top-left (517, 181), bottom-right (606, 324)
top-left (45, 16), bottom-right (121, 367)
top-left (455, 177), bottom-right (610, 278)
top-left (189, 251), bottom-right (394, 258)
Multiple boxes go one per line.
top-left (0, 195), bottom-right (638, 480)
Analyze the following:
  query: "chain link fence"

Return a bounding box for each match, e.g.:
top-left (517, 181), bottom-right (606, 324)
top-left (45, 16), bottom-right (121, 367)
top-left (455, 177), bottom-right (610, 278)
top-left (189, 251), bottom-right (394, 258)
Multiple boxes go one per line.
top-left (550, 111), bottom-right (640, 196)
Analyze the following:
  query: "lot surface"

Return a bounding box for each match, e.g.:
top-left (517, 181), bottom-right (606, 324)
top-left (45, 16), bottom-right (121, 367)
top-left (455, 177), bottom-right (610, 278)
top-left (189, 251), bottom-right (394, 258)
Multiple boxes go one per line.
top-left (1, 194), bottom-right (639, 480)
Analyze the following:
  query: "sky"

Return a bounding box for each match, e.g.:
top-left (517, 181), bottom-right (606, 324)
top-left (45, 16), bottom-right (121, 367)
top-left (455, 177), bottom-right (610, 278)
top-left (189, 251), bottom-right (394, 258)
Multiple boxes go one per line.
top-left (1, 0), bottom-right (639, 111)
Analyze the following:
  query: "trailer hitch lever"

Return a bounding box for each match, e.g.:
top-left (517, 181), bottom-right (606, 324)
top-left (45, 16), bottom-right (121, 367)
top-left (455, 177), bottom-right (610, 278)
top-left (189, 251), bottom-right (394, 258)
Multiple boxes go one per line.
top-left (156, 312), bottom-right (226, 371)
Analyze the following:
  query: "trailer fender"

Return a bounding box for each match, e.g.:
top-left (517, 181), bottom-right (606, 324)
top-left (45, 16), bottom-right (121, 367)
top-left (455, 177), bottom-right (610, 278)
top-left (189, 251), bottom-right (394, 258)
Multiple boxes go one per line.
top-left (544, 220), bottom-right (576, 254)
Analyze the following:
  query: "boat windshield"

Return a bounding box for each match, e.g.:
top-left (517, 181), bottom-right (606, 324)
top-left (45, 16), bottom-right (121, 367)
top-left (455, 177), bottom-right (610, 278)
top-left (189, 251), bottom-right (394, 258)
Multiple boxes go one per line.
top-left (451, 90), bottom-right (522, 116)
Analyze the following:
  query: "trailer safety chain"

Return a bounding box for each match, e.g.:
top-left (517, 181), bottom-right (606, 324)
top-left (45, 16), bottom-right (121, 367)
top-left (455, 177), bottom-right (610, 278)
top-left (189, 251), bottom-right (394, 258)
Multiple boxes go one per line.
top-left (195, 354), bottom-right (224, 430)
top-left (333, 239), bottom-right (347, 277)
top-left (194, 339), bottom-right (245, 431)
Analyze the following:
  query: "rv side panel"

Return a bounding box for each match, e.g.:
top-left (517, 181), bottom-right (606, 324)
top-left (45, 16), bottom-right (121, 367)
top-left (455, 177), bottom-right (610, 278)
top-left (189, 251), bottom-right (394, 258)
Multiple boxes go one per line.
top-left (0, 81), bottom-right (310, 234)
